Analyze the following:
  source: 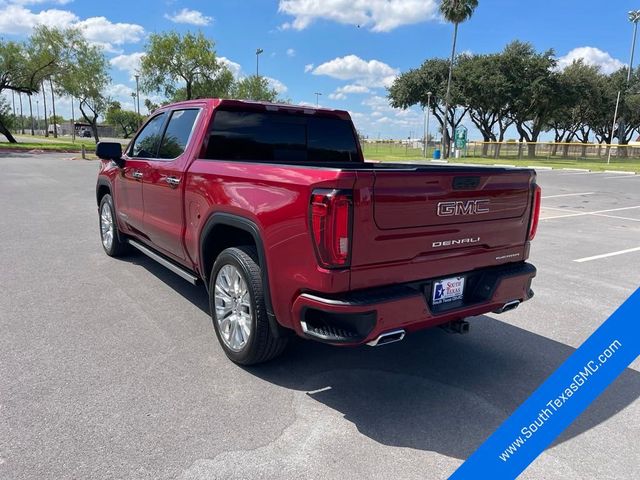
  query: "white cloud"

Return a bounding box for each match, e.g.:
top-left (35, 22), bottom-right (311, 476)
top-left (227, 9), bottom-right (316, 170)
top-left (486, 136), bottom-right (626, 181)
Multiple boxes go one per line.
top-left (75, 17), bottom-right (144, 51)
top-left (266, 77), bottom-right (288, 94)
top-left (313, 55), bottom-right (398, 87)
top-left (328, 83), bottom-right (370, 100)
top-left (164, 8), bottom-right (212, 26)
top-left (557, 47), bottom-right (624, 75)
top-left (219, 56), bottom-right (242, 77)
top-left (110, 52), bottom-right (145, 78)
top-left (106, 83), bottom-right (133, 99)
top-left (304, 63), bottom-right (314, 73)
top-left (278, 0), bottom-right (438, 32)
top-left (0, 4), bottom-right (77, 34)
top-left (286, 48), bottom-right (296, 57)
top-left (0, 5), bottom-right (144, 52)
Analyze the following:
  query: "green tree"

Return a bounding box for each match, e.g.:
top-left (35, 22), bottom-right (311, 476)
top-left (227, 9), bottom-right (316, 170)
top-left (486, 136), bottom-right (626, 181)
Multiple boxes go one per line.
top-left (171, 69), bottom-right (235, 101)
top-left (58, 39), bottom-right (109, 142)
top-left (144, 98), bottom-right (159, 114)
top-left (0, 97), bottom-right (16, 138)
top-left (500, 41), bottom-right (558, 158)
top-left (388, 58), bottom-right (468, 151)
top-left (456, 53), bottom-right (512, 156)
top-left (439, 0), bottom-right (478, 158)
top-left (105, 101), bottom-right (143, 138)
top-left (231, 75), bottom-right (280, 102)
top-left (140, 31), bottom-right (231, 100)
top-left (545, 61), bottom-right (602, 157)
top-left (0, 38), bottom-right (57, 142)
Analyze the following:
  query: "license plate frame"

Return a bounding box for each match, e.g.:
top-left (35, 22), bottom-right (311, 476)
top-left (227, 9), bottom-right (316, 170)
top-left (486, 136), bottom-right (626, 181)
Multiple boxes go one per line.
top-left (431, 276), bottom-right (465, 306)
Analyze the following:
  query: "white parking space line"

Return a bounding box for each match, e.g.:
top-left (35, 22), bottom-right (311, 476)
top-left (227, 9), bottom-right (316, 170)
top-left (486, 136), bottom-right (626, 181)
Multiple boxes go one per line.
top-left (542, 192), bottom-right (595, 199)
top-left (591, 213), bottom-right (640, 222)
top-left (541, 205), bottom-right (640, 220)
top-left (574, 246), bottom-right (640, 263)
top-left (602, 175), bottom-right (640, 180)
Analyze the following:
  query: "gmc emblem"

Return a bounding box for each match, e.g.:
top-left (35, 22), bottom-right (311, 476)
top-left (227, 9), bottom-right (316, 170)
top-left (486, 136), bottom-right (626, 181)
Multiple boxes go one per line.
top-left (437, 199), bottom-right (490, 216)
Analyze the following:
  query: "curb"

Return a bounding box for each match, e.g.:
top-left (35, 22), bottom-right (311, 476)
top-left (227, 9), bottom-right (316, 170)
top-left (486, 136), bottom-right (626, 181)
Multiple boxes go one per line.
top-left (494, 163), bottom-right (516, 167)
top-left (528, 165), bottom-right (553, 170)
top-left (603, 170), bottom-right (636, 175)
top-left (561, 168), bottom-right (591, 172)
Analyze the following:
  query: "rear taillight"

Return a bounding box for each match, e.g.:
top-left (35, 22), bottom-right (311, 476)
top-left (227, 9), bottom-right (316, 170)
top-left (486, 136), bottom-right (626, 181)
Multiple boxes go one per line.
top-left (528, 184), bottom-right (542, 240)
top-left (310, 189), bottom-right (352, 268)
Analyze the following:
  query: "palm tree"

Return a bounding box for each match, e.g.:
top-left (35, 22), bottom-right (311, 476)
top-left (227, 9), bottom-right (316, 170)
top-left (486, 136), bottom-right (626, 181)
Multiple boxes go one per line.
top-left (440, 0), bottom-right (478, 158)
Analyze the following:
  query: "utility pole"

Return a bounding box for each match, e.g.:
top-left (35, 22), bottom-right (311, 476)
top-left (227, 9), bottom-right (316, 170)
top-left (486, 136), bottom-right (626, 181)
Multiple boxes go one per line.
top-left (256, 48), bottom-right (263, 77)
top-left (36, 99), bottom-right (40, 133)
top-left (18, 92), bottom-right (24, 135)
top-left (424, 91), bottom-right (432, 158)
top-left (314, 92), bottom-right (322, 106)
top-left (609, 10), bottom-right (640, 163)
top-left (71, 96), bottom-right (75, 142)
top-left (28, 94), bottom-right (34, 136)
top-left (49, 78), bottom-right (58, 138)
top-left (134, 74), bottom-right (140, 116)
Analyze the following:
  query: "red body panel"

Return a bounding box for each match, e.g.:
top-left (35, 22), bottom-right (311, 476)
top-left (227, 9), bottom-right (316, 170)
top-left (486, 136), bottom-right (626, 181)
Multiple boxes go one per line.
top-left (97, 98), bottom-right (538, 344)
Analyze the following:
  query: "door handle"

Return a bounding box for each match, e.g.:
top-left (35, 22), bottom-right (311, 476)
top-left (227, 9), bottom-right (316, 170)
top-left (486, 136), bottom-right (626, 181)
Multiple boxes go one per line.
top-left (132, 171), bottom-right (143, 180)
top-left (165, 176), bottom-right (181, 187)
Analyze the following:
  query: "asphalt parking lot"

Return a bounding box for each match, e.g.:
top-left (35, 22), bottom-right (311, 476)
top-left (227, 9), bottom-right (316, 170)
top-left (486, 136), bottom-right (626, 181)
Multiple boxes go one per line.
top-left (0, 153), bottom-right (638, 480)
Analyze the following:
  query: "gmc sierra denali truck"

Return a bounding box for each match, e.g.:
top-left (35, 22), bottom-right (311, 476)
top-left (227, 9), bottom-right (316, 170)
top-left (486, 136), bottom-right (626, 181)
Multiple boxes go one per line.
top-left (96, 99), bottom-right (540, 365)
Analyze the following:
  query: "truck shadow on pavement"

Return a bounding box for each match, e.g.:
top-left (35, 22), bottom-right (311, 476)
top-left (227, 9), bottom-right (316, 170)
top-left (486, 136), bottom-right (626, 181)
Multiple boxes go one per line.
top-left (126, 251), bottom-right (640, 460)
top-left (253, 323), bottom-right (640, 459)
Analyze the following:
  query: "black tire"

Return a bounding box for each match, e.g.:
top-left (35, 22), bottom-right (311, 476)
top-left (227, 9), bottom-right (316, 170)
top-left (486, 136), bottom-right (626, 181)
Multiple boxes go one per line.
top-left (98, 194), bottom-right (128, 257)
top-left (209, 246), bottom-right (288, 365)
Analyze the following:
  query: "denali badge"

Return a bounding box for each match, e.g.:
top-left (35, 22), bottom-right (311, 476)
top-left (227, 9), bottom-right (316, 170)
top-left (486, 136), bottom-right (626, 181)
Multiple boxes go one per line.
top-left (437, 199), bottom-right (490, 216)
top-left (432, 237), bottom-right (480, 248)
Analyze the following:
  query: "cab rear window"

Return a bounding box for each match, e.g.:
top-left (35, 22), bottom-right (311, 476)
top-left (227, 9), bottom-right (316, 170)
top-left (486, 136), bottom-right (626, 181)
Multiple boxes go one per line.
top-left (204, 109), bottom-right (359, 162)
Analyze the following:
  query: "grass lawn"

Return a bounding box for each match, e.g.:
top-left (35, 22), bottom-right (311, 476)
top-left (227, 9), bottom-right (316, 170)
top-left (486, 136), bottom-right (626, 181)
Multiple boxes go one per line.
top-left (362, 144), bottom-right (640, 173)
top-left (0, 141), bottom-right (95, 151)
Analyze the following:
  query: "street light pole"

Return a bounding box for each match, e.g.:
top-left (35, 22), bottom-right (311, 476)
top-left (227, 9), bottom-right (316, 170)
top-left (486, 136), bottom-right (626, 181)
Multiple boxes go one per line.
top-left (134, 74), bottom-right (140, 116)
top-left (256, 48), bottom-right (264, 77)
top-left (424, 91), bottom-right (432, 158)
top-left (609, 9), bottom-right (640, 164)
top-left (314, 92), bottom-right (322, 106)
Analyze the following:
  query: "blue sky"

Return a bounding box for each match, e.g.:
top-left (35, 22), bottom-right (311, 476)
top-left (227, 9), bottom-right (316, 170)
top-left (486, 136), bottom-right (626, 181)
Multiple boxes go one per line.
top-left (1, 0), bottom-right (639, 140)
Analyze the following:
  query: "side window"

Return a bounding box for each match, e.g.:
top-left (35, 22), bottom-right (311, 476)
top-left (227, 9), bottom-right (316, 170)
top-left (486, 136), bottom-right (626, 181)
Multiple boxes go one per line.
top-left (157, 109), bottom-right (200, 159)
top-left (130, 113), bottom-right (166, 158)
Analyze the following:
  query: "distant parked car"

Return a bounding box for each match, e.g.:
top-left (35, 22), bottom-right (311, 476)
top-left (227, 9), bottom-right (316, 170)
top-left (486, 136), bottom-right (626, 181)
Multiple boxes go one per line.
top-left (79, 129), bottom-right (91, 138)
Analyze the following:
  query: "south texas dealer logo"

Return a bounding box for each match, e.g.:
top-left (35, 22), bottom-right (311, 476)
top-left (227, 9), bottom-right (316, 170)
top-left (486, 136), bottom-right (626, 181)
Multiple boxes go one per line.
top-left (437, 199), bottom-right (490, 216)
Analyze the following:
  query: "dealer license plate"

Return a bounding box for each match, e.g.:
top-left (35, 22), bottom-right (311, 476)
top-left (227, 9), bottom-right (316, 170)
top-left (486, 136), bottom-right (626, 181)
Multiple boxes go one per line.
top-left (432, 276), bottom-right (465, 305)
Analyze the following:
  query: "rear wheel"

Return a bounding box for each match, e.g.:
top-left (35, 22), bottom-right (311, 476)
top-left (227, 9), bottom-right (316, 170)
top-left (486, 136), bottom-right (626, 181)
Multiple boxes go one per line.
top-left (209, 246), bottom-right (288, 365)
top-left (99, 194), bottom-right (128, 257)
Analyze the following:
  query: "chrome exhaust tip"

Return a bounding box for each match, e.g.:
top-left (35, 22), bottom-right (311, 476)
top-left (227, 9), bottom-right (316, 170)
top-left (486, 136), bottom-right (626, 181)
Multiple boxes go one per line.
top-left (366, 329), bottom-right (406, 347)
top-left (493, 300), bottom-right (521, 314)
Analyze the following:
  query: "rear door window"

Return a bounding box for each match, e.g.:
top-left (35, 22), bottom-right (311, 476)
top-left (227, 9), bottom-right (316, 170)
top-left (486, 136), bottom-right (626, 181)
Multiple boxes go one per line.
top-left (205, 109), bottom-right (359, 162)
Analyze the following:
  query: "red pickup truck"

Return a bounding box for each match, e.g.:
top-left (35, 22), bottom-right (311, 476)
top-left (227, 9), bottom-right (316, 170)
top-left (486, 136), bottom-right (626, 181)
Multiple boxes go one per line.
top-left (96, 99), bottom-right (540, 365)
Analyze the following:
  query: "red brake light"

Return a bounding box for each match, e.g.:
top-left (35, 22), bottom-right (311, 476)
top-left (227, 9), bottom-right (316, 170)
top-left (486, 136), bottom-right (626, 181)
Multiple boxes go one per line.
top-left (529, 184), bottom-right (541, 241)
top-left (310, 189), bottom-right (352, 268)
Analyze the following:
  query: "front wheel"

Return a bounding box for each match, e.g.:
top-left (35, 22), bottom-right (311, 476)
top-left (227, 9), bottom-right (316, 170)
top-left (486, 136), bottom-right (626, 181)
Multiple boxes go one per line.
top-left (99, 194), bottom-right (128, 257)
top-left (209, 246), bottom-right (288, 365)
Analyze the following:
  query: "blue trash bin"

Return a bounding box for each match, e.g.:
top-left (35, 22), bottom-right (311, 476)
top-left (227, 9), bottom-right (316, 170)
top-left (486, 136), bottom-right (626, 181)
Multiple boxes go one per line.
top-left (433, 149), bottom-right (441, 160)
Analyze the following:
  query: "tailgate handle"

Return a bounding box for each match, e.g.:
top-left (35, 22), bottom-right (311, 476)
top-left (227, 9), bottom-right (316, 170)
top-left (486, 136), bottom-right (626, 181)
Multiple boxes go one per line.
top-left (453, 176), bottom-right (480, 190)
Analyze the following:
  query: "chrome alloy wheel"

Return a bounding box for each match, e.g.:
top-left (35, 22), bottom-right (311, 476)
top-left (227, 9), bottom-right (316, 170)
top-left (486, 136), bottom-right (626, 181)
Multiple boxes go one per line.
top-left (100, 202), bottom-right (114, 250)
top-left (214, 264), bottom-right (253, 352)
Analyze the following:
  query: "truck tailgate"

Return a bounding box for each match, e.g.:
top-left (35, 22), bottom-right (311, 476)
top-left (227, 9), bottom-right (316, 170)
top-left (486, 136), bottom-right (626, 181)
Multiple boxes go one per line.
top-left (349, 167), bottom-right (536, 290)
